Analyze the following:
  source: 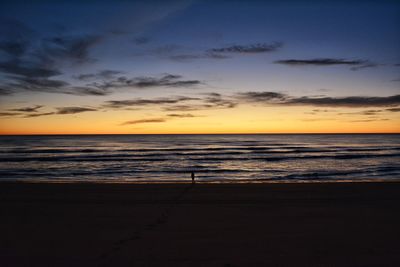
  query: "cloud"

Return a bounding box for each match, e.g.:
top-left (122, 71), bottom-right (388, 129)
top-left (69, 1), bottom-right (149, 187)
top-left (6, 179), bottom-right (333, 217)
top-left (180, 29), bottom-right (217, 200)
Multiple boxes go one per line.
top-left (0, 41), bottom-right (30, 58)
top-left (337, 110), bottom-right (384, 116)
top-left (170, 52), bottom-right (230, 62)
top-left (0, 19), bottom-right (104, 96)
top-left (103, 96), bottom-right (199, 109)
top-left (312, 109), bottom-right (335, 113)
top-left (0, 60), bottom-right (62, 78)
top-left (1, 71), bottom-right (200, 97)
top-left (0, 112), bottom-right (21, 117)
top-left (317, 88), bottom-right (332, 92)
top-left (166, 42), bottom-right (282, 62)
top-left (0, 60), bottom-right (92, 96)
top-left (387, 107), bottom-right (400, 112)
top-left (39, 35), bottom-right (101, 64)
top-left (102, 93), bottom-right (236, 112)
top-left (9, 105), bottom-right (43, 112)
top-left (0, 88), bottom-right (13, 95)
top-left (55, 107), bottom-right (97, 114)
top-left (149, 43), bottom-right (230, 62)
top-left (134, 75), bottom-right (200, 88)
top-left (91, 74), bottom-right (202, 90)
top-left (0, 104), bottom-right (97, 118)
top-left (162, 93), bottom-right (237, 111)
top-left (3, 106), bottom-right (96, 118)
top-left (202, 92), bottom-right (237, 108)
top-left (92, 82), bottom-right (400, 110)
top-left (0, 74), bottom-right (107, 96)
top-left (67, 86), bottom-right (110, 96)
top-left (209, 42), bottom-right (283, 53)
top-left (0, 20), bottom-right (65, 94)
top-left (166, 113), bottom-right (196, 118)
top-left (349, 119), bottom-right (389, 123)
top-left (236, 91), bottom-right (288, 102)
top-left (274, 58), bottom-right (378, 70)
top-left (350, 62), bottom-right (380, 71)
top-left (74, 70), bottom-right (123, 81)
top-left (162, 105), bottom-right (199, 112)
top-left (286, 95), bottom-right (400, 107)
top-left (0, 18), bottom-right (35, 58)
top-left (23, 112), bottom-right (55, 118)
top-left (7, 76), bottom-right (69, 93)
top-left (20, 107), bottom-right (96, 118)
top-left (120, 113), bottom-right (199, 126)
top-left (121, 118), bottom-right (166, 125)
top-left (304, 109), bottom-right (336, 115)
top-left (236, 91), bottom-right (400, 108)
top-left (274, 58), bottom-right (366, 66)
top-left (359, 109), bottom-right (383, 115)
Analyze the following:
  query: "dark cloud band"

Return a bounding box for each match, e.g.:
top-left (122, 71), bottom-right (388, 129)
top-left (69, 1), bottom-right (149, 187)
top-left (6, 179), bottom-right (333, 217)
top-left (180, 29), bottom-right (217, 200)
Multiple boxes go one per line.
top-left (274, 58), bottom-right (378, 71)
top-left (237, 91), bottom-right (400, 108)
top-left (9, 105), bottom-right (43, 112)
top-left (274, 58), bottom-right (366, 66)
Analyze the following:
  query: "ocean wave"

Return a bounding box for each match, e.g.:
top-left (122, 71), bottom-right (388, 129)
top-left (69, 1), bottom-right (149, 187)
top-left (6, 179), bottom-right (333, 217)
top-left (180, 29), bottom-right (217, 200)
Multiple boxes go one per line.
top-left (1, 134), bottom-right (399, 182)
top-left (1, 152), bottom-right (400, 162)
top-left (2, 145), bottom-right (398, 155)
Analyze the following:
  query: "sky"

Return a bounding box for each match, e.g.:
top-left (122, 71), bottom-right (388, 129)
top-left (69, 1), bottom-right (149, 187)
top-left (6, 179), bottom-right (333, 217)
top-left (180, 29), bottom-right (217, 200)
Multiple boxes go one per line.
top-left (0, 0), bottom-right (399, 134)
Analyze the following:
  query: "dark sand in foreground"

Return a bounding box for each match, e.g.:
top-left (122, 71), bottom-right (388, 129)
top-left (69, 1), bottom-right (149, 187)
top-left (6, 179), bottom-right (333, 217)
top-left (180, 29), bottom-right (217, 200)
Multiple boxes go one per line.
top-left (1, 182), bottom-right (400, 267)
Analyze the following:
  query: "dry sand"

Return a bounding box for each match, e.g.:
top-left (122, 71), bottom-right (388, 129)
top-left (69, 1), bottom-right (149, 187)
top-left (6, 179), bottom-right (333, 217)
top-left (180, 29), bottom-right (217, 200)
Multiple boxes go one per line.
top-left (1, 182), bottom-right (400, 267)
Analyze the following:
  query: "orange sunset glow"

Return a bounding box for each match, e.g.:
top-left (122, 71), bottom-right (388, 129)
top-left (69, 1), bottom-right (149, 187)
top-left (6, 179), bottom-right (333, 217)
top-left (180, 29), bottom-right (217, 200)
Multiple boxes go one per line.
top-left (1, 104), bottom-right (399, 134)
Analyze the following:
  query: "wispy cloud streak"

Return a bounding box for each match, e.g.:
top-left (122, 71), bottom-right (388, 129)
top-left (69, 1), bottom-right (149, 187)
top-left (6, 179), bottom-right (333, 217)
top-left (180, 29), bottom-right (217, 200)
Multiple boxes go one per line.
top-left (91, 74), bottom-right (201, 90)
top-left (9, 105), bottom-right (43, 112)
top-left (210, 42), bottom-right (283, 53)
top-left (121, 118), bottom-right (166, 125)
top-left (103, 96), bottom-right (199, 109)
top-left (55, 107), bottom-right (97, 114)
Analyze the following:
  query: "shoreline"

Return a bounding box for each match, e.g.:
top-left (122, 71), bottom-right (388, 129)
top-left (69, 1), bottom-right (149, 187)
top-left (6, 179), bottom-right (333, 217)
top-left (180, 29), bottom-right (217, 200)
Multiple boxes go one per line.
top-left (1, 179), bottom-right (400, 184)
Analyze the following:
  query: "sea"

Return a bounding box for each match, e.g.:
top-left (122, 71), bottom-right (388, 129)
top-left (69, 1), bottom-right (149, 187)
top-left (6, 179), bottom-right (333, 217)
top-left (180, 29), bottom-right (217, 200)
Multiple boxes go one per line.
top-left (0, 134), bottom-right (399, 183)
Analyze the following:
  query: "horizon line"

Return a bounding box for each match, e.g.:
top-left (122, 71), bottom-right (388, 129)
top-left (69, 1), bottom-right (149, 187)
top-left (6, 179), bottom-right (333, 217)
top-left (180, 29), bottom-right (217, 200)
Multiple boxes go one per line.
top-left (1, 132), bottom-right (399, 136)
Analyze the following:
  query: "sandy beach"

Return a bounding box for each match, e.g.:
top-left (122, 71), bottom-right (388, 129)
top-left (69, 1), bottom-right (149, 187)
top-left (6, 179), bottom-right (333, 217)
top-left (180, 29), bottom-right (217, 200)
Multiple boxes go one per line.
top-left (1, 182), bottom-right (400, 267)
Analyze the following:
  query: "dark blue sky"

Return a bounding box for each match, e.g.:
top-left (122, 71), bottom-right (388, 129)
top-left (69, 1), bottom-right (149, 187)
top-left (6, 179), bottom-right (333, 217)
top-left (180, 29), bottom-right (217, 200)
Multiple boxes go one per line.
top-left (0, 0), bottom-right (399, 133)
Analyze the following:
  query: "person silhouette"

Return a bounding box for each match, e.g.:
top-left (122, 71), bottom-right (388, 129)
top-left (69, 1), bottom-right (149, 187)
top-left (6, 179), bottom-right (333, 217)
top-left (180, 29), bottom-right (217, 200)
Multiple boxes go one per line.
top-left (191, 171), bottom-right (195, 184)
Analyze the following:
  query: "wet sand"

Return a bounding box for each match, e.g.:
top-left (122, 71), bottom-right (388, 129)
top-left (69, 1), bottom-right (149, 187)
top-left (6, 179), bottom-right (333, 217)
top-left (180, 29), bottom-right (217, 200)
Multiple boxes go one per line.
top-left (1, 182), bottom-right (400, 267)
